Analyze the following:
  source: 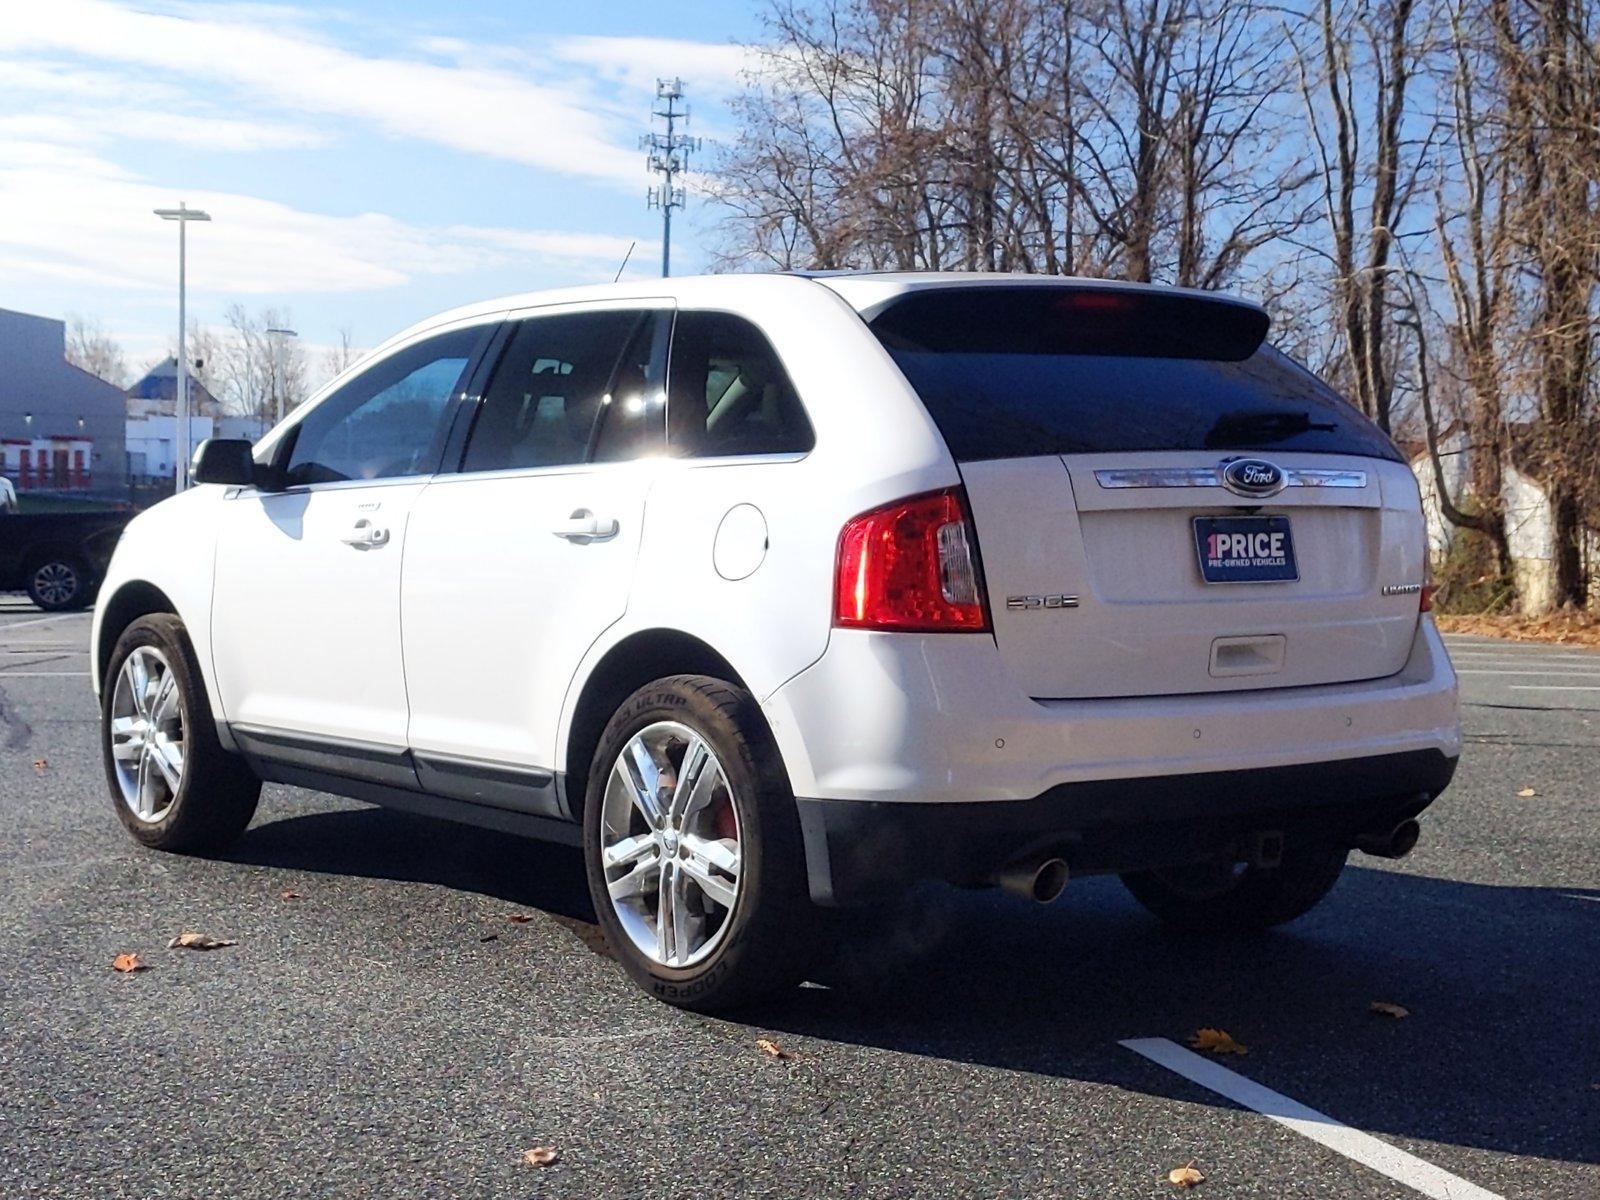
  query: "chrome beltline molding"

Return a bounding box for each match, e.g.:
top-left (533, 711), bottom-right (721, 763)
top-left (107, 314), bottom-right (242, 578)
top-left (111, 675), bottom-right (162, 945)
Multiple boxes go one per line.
top-left (1093, 467), bottom-right (1368, 490)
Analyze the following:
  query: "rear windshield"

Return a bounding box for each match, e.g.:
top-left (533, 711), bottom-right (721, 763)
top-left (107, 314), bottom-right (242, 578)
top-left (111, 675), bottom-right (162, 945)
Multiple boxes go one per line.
top-left (868, 287), bottom-right (1400, 463)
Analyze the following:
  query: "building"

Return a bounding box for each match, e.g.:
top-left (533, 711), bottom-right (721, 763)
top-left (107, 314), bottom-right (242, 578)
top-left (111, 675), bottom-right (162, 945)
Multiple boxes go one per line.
top-left (0, 307), bottom-right (127, 495)
top-left (123, 358), bottom-right (266, 483)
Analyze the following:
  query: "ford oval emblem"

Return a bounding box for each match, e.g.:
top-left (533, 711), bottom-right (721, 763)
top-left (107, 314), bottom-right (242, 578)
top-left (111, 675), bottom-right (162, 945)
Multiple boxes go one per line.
top-left (1221, 458), bottom-right (1286, 497)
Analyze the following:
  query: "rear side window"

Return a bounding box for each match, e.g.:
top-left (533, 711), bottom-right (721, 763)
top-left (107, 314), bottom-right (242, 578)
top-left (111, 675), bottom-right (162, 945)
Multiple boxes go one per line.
top-left (667, 312), bottom-right (813, 458)
top-left (869, 287), bottom-right (1399, 462)
top-left (463, 310), bottom-right (642, 472)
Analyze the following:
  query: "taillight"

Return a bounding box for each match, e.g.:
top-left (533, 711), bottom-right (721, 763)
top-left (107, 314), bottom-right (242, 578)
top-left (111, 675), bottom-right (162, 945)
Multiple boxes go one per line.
top-left (834, 488), bottom-right (990, 632)
top-left (1420, 532), bottom-right (1435, 612)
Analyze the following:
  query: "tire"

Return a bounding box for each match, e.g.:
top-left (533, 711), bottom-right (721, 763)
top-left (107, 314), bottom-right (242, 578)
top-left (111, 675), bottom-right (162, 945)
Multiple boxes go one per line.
top-left (1120, 844), bottom-right (1350, 932)
top-left (27, 554), bottom-right (90, 611)
top-left (101, 613), bottom-right (260, 853)
top-left (582, 674), bottom-right (813, 1012)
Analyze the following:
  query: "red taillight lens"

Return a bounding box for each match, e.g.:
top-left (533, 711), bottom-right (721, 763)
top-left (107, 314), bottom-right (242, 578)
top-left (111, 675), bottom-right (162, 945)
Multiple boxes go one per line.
top-left (834, 488), bottom-right (990, 632)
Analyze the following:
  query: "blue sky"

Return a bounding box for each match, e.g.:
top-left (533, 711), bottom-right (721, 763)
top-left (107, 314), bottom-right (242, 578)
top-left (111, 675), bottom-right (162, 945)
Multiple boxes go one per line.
top-left (0, 0), bottom-right (766, 374)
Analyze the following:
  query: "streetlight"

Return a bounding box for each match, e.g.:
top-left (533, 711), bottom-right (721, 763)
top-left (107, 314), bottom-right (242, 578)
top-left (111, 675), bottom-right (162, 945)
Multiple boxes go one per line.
top-left (266, 326), bottom-right (298, 425)
top-left (154, 202), bottom-right (211, 492)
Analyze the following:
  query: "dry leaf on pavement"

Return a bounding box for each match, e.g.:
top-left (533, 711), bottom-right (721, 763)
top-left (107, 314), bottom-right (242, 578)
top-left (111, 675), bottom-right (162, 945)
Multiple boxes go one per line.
top-left (279, 890), bottom-right (305, 901)
top-left (521, 1147), bottom-right (559, 1167)
top-left (506, 913), bottom-right (535, 924)
top-left (167, 932), bottom-right (237, 951)
top-left (111, 953), bottom-right (147, 973)
top-left (1369, 1001), bottom-right (1410, 1019)
top-left (755, 1038), bottom-right (791, 1060)
top-left (1517, 787), bottom-right (1536, 797)
top-left (33, 759), bottom-right (48, 771)
top-left (1167, 1161), bottom-right (1206, 1188)
top-left (1188, 1028), bottom-right (1247, 1055)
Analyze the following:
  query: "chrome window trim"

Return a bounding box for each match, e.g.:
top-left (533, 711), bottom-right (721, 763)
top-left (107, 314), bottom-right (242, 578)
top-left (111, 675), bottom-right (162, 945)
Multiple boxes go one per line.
top-left (1093, 467), bottom-right (1367, 490)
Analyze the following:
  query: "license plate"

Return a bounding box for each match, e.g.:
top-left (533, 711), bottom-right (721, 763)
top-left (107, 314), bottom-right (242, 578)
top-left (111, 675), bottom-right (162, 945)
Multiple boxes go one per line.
top-left (1193, 515), bottom-right (1298, 583)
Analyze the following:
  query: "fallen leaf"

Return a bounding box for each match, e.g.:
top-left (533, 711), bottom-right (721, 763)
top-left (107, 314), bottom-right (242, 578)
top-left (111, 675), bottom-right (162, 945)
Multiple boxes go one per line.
top-left (167, 932), bottom-right (237, 951)
top-left (755, 1037), bottom-right (791, 1060)
top-left (479, 933), bottom-right (499, 943)
top-left (521, 1147), bottom-right (559, 1167)
top-left (506, 914), bottom-right (535, 924)
top-left (1167, 1161), bottom-right (1206, 1188)
top-left (1517, 787), bottom-right (1536, 798)
top-left (1369, 1000), bottom-right (1410, 1019)
top-left (278, 890), bottom-right (305, 901)
top-left (1188, 1028), bottom-right (1247, 1056)
top-left (111, 952), bottom-right (146, 973)
top-left (33, 758), bottom-right (48, 771)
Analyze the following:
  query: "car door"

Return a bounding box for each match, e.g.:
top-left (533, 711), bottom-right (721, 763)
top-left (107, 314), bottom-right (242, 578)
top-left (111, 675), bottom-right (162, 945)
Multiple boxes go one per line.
top-left (210, 320), bottom-right (493, 781)
top-left (401, 302), bottom-right (670, 816)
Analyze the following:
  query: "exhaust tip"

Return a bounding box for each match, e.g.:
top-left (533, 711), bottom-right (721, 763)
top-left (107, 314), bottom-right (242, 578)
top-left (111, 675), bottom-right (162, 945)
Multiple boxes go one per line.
top-left (998, 856), bottom-right (1070, 903)
top-left (1031, 858), bottom-right (1070, 903)
top-left (1355, 818), bottom-right (1421, 860)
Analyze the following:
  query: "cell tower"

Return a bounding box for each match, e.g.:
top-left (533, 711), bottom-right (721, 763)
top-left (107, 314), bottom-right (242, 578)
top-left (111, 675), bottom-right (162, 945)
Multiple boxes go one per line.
top-left (641, 78), bottom-right (700, 278)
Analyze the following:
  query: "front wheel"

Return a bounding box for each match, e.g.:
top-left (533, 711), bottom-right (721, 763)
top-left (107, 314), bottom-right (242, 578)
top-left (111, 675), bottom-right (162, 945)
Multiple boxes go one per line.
top-left (1120, 844), bottom-right (1349, 932)
top-left (583, 675), bottom-right (813, 1011)
top-left (101, 613), bottom-right (260, 853)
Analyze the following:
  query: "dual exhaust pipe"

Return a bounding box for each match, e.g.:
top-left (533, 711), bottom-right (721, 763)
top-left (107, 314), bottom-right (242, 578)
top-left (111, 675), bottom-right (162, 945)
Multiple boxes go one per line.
top-left (993, 818), bottom-right (1419, 902)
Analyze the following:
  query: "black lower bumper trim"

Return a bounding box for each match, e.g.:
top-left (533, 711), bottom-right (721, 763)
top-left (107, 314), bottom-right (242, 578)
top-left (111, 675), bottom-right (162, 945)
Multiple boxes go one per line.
top-left (795, 749), bottom-right (1457, 906)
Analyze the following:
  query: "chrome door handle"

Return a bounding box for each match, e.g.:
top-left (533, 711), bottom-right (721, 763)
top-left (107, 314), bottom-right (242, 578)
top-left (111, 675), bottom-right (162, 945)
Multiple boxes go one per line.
top-left (341, 518), bottom-right (390, 548)
top-left (551, 509), bottom-right (619, 542)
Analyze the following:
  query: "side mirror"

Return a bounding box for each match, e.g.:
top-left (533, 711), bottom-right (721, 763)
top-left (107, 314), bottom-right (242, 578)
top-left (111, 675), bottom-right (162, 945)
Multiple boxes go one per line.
top-left (190, 439), bottom-right (257, 487)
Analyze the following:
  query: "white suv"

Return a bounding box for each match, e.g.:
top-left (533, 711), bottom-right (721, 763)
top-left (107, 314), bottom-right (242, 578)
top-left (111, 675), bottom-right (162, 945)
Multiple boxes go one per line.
top-left (91, 273), bottom-right (1460, 1010)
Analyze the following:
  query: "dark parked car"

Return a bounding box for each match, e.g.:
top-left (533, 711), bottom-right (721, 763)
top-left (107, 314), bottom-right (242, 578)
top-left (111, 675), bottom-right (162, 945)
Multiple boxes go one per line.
top-left (0, 492), bottom-right (131, 611)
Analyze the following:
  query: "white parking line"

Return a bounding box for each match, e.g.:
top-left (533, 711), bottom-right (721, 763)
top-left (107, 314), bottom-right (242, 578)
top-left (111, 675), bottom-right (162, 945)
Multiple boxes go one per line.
top-left (0, 612), bottom-right (88, 634)
top-left (1510, 684), bottom-right (1600, 692)
top-left (0, 671), bottom-right (89, 678)
top-left (1120, 1038), bottom-right (1502, 1200)
top-left (1456, 669), bottom-right (1600, 677)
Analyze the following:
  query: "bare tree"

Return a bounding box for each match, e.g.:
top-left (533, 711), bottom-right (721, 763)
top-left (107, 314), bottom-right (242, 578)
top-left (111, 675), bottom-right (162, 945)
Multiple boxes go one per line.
top-left (322, 326), bottom-right (362, 382)
top-left (217, 305), bottom-right (308, 423)
top-left (1292, 0), bottom-right (1435, 433)
top-left (64, 315), bottom-right (128, 386)
top-left (1491, 0), bottom-right (1600, 607)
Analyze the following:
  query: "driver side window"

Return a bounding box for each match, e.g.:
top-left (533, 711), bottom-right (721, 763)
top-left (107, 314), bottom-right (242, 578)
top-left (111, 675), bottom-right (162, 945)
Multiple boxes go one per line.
top-left (284, 326), bottom-right (484, 486)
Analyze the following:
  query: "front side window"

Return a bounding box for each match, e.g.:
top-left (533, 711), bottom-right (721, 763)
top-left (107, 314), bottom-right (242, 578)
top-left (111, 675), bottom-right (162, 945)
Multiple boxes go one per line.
top-left (284, 327), bottom-right (483, 486)
top-left (462, 310), bottom-right (649, 472)
top-left (667, 312), bottom-right (813, 458)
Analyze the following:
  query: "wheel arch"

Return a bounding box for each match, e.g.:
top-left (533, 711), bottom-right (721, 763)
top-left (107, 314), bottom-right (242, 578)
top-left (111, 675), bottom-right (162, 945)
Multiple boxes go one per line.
top-left (561, 628), bottom-right (777, 820)
top-left (95, 580), bottom-right (180, 690)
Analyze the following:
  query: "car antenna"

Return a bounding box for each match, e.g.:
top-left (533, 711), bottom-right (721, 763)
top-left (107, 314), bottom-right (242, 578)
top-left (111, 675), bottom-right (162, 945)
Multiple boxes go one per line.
top-left (613, 241), bottom-right (636, 283)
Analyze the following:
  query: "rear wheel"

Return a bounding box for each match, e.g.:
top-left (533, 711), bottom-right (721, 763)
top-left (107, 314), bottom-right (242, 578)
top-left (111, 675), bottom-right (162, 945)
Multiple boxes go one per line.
top-left (101, 614), bottom-right (260, 853)
top-left (27, 554), bottom-right (89, 611)
top-left (1120, 844), bottom-right (1349, 932)
top-left (583, 675), bottom-right (812, 1011)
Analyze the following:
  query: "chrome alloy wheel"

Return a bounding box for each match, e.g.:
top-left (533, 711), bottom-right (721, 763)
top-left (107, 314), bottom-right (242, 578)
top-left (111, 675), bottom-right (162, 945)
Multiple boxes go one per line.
top-left (599, 721), bottom-right (743, 969)
top-left (32, 562), bottom-right (78, 607)
top-left (109, 646), bottom-right (185, 822)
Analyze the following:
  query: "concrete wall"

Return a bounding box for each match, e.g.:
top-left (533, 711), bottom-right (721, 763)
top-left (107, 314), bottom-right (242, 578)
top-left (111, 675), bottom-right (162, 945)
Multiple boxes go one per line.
top-left (0, 307), bottom-right (127, 494)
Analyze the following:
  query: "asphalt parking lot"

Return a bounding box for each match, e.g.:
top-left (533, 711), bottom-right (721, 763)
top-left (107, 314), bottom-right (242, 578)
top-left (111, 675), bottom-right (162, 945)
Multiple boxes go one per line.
top-left (1, 599), bottom-right (1595, 1199)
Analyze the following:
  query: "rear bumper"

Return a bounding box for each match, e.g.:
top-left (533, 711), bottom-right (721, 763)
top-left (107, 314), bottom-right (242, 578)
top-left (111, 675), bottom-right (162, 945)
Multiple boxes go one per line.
top-left (762, 617), bottom-right (1461, 905)
top-left (796, 748), bottom-right (1455, 904)
top-left (762, 618), bottom-right (1460, 805)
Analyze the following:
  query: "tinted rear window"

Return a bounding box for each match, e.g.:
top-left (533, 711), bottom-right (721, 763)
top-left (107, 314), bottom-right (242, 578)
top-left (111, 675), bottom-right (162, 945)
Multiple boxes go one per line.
top-left (869, 288), bottom-right (1399, 462)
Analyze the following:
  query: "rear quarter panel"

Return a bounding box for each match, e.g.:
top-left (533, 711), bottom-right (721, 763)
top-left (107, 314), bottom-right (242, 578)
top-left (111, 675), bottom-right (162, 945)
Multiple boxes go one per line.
top-left (555, 275), bottom-right (961, 780)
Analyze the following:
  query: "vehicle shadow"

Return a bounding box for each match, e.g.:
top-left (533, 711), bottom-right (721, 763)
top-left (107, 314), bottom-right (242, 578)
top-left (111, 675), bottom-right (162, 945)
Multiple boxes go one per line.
top-left (231, 801), bottom-right (1599, 1169)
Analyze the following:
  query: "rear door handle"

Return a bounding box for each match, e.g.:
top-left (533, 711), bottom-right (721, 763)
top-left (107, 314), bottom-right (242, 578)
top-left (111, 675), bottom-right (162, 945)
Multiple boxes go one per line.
top-left (551, 509), bottom-right (619, 542)
top-left (341, 518), bottom-right (390, 548)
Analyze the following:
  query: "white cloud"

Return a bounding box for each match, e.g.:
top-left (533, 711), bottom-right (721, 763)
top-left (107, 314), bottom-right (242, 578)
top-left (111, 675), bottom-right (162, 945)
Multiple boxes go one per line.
top-left (0, 0), bottom-right (651, 185)
top-left (0, 138), bottom-right (657, 297)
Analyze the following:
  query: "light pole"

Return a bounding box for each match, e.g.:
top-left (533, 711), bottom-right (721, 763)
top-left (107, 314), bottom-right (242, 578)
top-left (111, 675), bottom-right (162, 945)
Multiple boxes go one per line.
top-left (266, 326), bottom-right (298, 426)
top-left (154, 202), bottom-right (211, 492)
